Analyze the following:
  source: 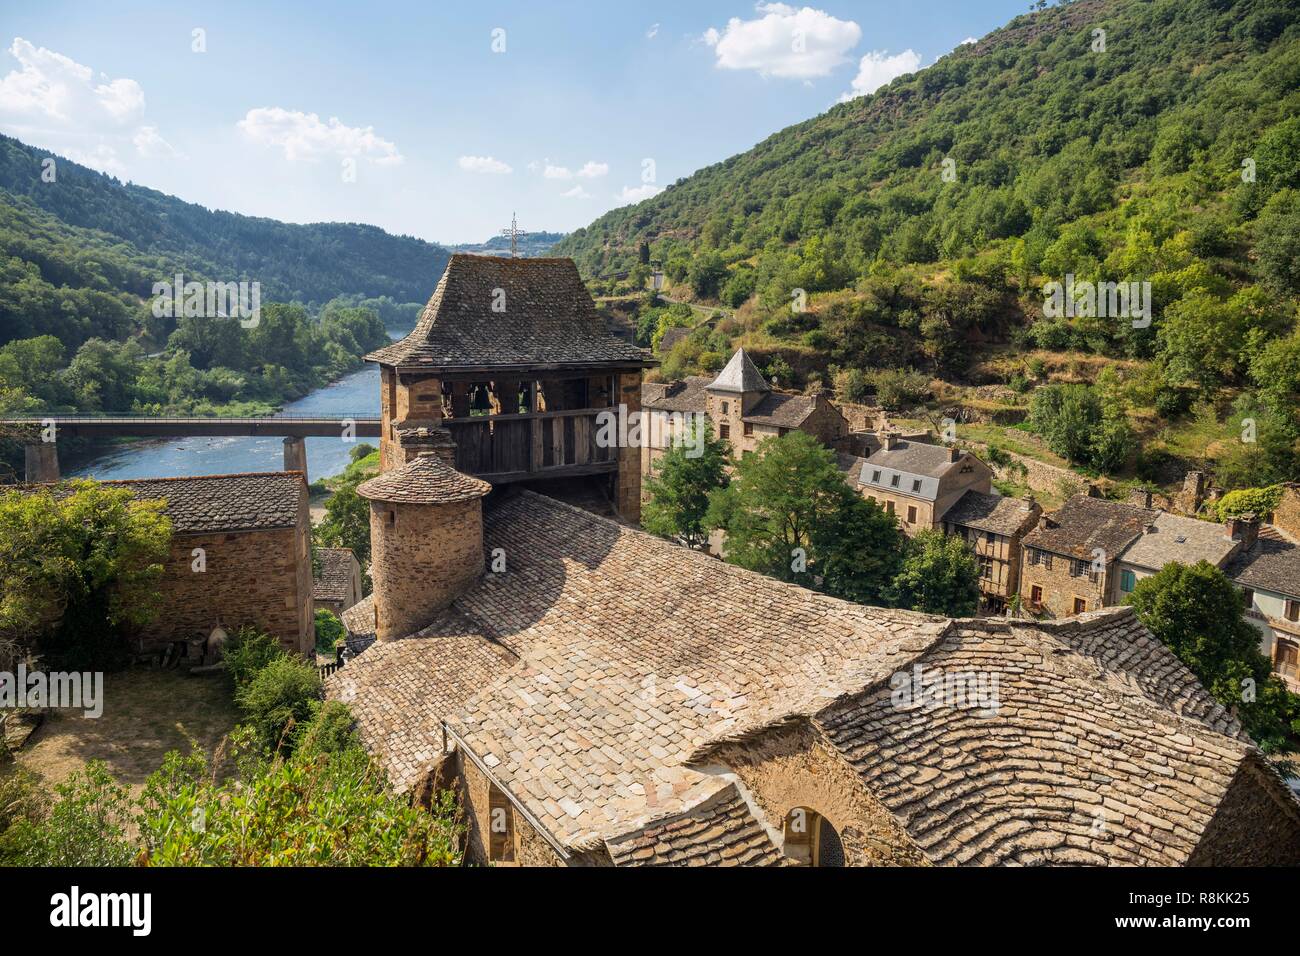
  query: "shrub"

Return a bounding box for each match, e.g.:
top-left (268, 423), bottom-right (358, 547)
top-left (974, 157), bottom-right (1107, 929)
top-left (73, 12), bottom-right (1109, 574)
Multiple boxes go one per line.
top-left (3, 762), bottom-right (136, 866)
top-left (224, 626), bottom-right (285, 689)
top-left (235, 655), bottom-right (323, 754)
top-left (1213, 486), bottom-right (1283, 521)
top-left (297, 699), bottom-right (360, 756)
top-left (314, 609), bottom-right (345, 656)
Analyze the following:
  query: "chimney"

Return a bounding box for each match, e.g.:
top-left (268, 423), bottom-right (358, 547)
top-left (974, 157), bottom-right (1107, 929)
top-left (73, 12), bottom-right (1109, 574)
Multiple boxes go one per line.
top-left (882, 431), bottom-right (899, 451)
top-left (948, 445), bottom-right (961, 463)
top-left (1127, 488), bottom-right (1154, 509)
top-left (1225, 512), bottom-right (1260, 552)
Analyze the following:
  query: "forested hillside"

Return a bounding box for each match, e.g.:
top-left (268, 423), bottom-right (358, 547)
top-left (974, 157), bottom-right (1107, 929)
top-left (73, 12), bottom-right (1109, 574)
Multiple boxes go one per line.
top-left (0, 134), bottom-right (449, 307)
top-left (562, 0), bottom-right (1300, 494)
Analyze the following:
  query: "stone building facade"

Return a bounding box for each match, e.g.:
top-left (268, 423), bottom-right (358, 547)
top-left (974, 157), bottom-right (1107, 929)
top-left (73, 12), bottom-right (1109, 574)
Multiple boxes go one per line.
top-left (313, 547), bottom-right (363, 618)
top-left (106, 473), bottom-right (314, 657)
top-left (843, 436), bottom-right (993, 536)
top-left (941, 491), bottom-right (1042, 612)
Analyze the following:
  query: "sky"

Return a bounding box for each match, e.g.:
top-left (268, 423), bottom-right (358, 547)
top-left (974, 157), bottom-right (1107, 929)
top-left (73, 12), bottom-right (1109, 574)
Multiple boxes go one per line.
top-left (0, 1), bottom-right (1029, 245)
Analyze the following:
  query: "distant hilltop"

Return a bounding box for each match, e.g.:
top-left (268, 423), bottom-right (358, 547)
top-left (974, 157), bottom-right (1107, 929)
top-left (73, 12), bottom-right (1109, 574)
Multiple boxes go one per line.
top-left (452, 231), bottom-right (566, 258)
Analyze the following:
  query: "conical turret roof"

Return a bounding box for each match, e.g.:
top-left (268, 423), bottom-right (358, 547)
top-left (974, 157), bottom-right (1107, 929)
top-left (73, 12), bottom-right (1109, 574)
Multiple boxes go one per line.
top-left (357, 454), bottom-right (492, 504)
top-left (707, 348), bottom-right (770, 394)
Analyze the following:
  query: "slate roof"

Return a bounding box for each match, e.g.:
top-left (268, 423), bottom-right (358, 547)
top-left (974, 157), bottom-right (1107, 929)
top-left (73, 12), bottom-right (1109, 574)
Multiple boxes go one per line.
top-left (641, 376), bottom-right (710, 414)
top-left (1023, 494), bottom-right (1158, 561)
top-left (313, 548), bottom-right (357, 604)
top-left (707, 348), bottom-right (770, 394)
top-left (813, 609), bottom-right (1282, 866)
top-left (356, 454), bottom-right (492, 504)
top-left (603, 784), bottom-right (786, 866)
top-left (341, 594), bottom-right (377, 657)
top-left (328, 489), bottom-right (1292, 865)
top-left (1226, 538), bottom-right (1300, 599)
top-left (742, 392), bottom-right (815, 428)
top-left (864, 439), bottom-right (963, 479)
top-left (365, 255), bottom-right (652, 369)
top-left (1118, 512), bottom-right (1241, 572)
top-left (943, 489), bottom-right (1040, 537)
top-left (96, 472), bottom-right (305, 534)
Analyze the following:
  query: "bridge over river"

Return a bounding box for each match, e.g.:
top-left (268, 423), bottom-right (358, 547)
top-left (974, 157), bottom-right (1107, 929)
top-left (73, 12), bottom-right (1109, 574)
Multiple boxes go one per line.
top-left (2, 414), bottom-right (382, 483)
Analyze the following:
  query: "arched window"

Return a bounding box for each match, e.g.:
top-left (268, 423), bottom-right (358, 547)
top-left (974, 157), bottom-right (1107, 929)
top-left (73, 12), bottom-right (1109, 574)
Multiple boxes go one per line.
top-left (783, 807), bottom-right (845, 867)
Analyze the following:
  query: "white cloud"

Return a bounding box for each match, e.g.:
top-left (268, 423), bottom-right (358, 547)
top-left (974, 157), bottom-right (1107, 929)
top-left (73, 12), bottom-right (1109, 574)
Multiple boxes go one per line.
top-left (0, 37), bottom-right (144, 124)
top-left (577, 161), bottom-right (608, 178)
top-left (647, 23), bottom-right (660, 40)
top-left (615, 184), bottom-right (664, 204)
top-left (61, 143), bottom-right (126, 176)
top-left (838, 48), bottom-right (921, 102)
top-left (703, 3), bottom-right (861, 79)
top-left (561, 185), bottom-right (592, 199)
top-left (961, 37), bottom-right (978, 45)
top-left (543, 163), bottom-right (572, 179)
top-left (133, 125), bottom-right (180, 159)
top-left (458, 154), bottom-right (512, 174)
top-left (239, 107), bottom-right (403, 164)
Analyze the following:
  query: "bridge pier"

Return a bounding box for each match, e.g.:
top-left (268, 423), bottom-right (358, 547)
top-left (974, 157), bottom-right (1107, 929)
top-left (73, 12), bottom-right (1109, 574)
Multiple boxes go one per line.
top-left (283, 437), bottom-right (308, 484)
top-left (25, 443), bottom-right (59, 483)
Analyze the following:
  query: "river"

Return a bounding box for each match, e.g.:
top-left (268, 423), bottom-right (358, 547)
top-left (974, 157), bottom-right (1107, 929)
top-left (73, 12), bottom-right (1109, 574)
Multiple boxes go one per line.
top-left (69, 339), bottom-right (396, 483)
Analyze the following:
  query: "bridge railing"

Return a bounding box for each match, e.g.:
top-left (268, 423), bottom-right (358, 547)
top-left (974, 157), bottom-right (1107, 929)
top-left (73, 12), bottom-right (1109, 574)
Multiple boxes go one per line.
top-left (0, 413), bottom-right (380, 422)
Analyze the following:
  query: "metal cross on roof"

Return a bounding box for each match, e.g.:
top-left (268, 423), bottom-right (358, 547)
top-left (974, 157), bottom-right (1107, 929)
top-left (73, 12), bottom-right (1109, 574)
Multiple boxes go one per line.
top-left (499, 212), bottom-right (529, 258)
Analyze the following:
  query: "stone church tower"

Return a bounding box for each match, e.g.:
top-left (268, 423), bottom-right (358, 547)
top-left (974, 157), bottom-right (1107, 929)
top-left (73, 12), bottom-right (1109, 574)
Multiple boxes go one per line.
top-left (704, 347), bottom-right (770, 442)
top-left (356, 452), bottom-right (492, 642)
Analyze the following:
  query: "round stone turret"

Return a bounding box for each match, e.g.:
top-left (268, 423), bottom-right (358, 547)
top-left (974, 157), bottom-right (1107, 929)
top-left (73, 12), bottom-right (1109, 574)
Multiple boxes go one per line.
top-left (357, 453), bottom-right (492, 642)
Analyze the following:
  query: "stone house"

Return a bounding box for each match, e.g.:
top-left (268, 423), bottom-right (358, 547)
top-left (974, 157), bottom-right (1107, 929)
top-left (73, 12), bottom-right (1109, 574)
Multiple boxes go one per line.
top-left (1111, 511), bottom-right (1252, 602)
top-left (1227, 532), bottom-right (1300, 693)
top-left (641, 348), bottom-right (848, 476)
top-left (940, 491), bottom-right (1042, 612)
top-left (844, 436), bottom-right (993, 536)
top-left (312, 547), bottom-right (363, 618)
top-left (327, 458), bottom-right (1300, 866)
top-left (1019, 494), bottom-right (1158, 619)
top-left (367, 253), bottom-right (655, 523)
top-left (104, 473), bottom-right (314, 657)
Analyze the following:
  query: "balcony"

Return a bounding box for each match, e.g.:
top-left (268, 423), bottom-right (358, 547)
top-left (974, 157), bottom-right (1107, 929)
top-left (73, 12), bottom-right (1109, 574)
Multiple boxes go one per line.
top-left (443, 408), bottom-right (617, 484)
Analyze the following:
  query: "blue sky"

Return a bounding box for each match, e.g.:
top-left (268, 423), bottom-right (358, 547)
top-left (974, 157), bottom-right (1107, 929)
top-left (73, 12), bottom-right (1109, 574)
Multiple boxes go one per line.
top-left (1, 1), bottom-right (1028, 244)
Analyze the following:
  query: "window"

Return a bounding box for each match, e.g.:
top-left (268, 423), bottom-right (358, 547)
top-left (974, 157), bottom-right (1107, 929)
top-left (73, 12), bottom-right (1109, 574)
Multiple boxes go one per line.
top-left (979, 557), bottom-right (993, 580)
top-left (1030, 585), bottom-right (1043, 605)
top-left (1276, 639), bottom-right (1299, 682)
top-left (871, 470), bottom-right (881, 483)
top-left (487, 784), bottom-right (515, 863)
top-left (1073, 597), bottom-right (1088, 615)
top-left (985, 531), bottom-right (995, 546)
top-left (1071, 558), bottom-right (1091, 579)
top-left (912, 479), bottom-right (922, 493)
top-left (782, 808), bottom-right (844, 867)
top-left (721, 401), bottom-right (729, 415)
top-left (743, 421), bottom-right (753, 436)
top-left (386, 509), bottom-right (396, 527)
top-left (719, 424), bottom-right (730, 440)
top-left (885, 501), bottom-right (895, 515)
top-left (906, 505), bottom-right (917, 524)
top-left (1043, 552), bottom-right (1053, 570)
top-left (890, 474), bottom-right (900, 488)
top-left (1120, 569), bottom-right (1136, 593)
top-left (1287, 599), bottom-right (1300, 623)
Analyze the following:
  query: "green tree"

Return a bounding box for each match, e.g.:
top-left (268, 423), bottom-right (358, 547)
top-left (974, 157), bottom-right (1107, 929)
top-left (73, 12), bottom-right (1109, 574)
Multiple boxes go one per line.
top-left (235, 654), bottom-right (324, 755)
top-left (313, 482), bottom-right (372, 564)
top-left (1125, 562), bottom-right (1299, 755)
top-left (706, 432), bottom-right (903, 605)
top-left (0, 480), bottom-right (172, 669)
top-left (888, 529), bottom-right (981, 616)
top-left (641, 419), bottom-right (729, 550)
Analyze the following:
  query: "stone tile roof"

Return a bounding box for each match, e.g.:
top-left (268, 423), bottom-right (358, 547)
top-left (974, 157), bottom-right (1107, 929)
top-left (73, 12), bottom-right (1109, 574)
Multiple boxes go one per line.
top-left (742, 392), bottom-right (815, 428)
top-left (1118, 512), bottom-right (1240, 572)
top-left (98, 472), bottom-right (305, 534)
top-left (356, 454), bottom-right (492, 504)
top-left (1226, 537), bottom-right (1300, 599)
top-left (327, 609), bottom-right (518, 792)
top-left (641, 376), bottom-right (710, 414)
top-left (332, 491), bottom-right (1294, 865)
top-left (603, 783), bottom-right (786, 866)
top-left (1023, 494), bottom-right (1158, 561)
top-left (365, 255), bottom-right (652, 369)
top-left (341, 594), bottom-right (377, 656)
top-left (313, 548), bottom-right (356, 603)
top-left (814, 609), bottom-right (1277, 866)
top-left (707, 348), bottom-right (770, 394)
top-left (943, 490), bottom-right (1039, 537)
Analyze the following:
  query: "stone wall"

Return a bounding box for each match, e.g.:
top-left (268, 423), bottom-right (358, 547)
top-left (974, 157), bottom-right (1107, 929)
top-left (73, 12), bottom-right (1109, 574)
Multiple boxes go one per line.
top-left (138, 524), bottom-right (313, 657)
top-left (369, 497), bottom-right (483, 641)
top-left (1019, 547), bottom-right (1108, 619)
top-left (615, 371), bottom-right (642, 522)
top-left (1186, 760), bottom-right (1300, 865)
top-left (1273, 484), bottom-right (1300, 541)
top-left (966, 440), bottom-right (1087, 502)
top-left (702, 720), bottom-right (929, 866)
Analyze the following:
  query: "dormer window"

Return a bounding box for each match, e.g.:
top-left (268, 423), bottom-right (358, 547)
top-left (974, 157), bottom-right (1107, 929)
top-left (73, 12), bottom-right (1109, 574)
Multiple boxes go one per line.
top-left (871, 470), bottom-right (881, 483)
top-left (890, 474), bottom-right (900, 488)
top-left (912, 479), bottom-right (922, 493)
